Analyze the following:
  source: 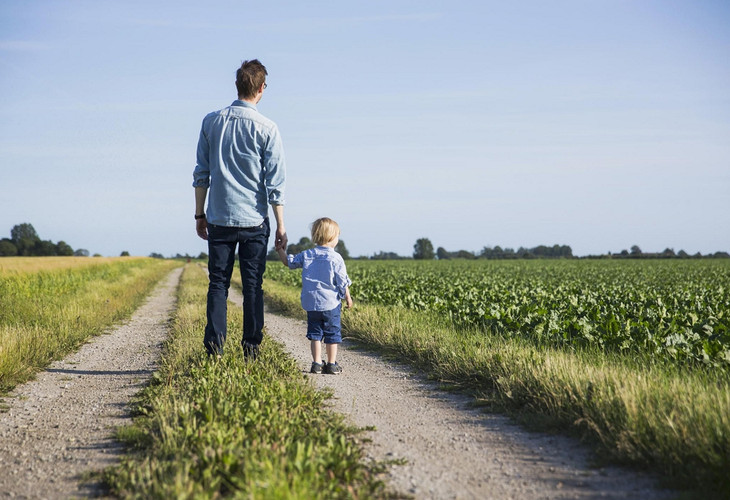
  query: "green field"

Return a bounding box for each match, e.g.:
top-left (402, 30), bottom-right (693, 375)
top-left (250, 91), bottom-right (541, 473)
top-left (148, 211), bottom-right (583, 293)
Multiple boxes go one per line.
top-left (266, 259), bottom-right (730, 368)
top-left (264, 258), bottom-right (730, 496)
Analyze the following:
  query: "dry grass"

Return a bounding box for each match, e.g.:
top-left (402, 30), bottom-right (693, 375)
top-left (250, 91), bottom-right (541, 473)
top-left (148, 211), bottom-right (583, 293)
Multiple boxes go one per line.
top-left (0, 257), bottom-right (180, 393)
top-left (0, 256), bottom-right (144, 275)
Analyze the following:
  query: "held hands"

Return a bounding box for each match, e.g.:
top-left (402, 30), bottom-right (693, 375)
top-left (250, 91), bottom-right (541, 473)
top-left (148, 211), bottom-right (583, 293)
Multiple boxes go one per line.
top-left (275, 227), bottom-right (288, 251)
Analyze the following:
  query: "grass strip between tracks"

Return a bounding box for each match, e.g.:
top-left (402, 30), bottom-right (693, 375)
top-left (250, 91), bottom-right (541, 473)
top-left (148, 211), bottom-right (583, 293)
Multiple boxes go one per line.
top-left (0, 257), bottom-right (181, 394)
top-left (104, 264), bottom-right (386, 499)
top-left (264, 278), bottom-right (730, 498)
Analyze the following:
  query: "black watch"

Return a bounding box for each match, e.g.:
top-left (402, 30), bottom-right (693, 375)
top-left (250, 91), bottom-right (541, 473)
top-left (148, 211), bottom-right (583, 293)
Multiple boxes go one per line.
top-left (194, 213), bottom-right (205, 220)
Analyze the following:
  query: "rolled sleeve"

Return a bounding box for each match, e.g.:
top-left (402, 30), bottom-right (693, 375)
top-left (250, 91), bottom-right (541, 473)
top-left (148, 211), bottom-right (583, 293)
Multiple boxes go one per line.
top-left (192, 125), bottom-right (211, 188)
top-left (263, 126), bottom-right (286, 205)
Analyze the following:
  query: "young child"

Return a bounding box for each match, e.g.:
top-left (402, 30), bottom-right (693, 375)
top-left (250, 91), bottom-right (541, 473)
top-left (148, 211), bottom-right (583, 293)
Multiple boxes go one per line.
top-left (277, 217), bottom-right (353, 374)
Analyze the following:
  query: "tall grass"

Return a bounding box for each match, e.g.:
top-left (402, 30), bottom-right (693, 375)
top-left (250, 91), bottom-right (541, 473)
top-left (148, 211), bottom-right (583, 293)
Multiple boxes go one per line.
top-left (264, 278), bottom-right (730, 498)
top-left (0, 257), bottom-right (180, 393)
top-left (0, 256), bottom-right (128, 274)
top-left (104, 264), bottom-right (386, 499)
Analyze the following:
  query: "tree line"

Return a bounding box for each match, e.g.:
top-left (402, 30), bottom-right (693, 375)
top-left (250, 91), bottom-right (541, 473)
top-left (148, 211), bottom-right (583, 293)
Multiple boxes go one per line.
top-left (268, 236), bottom-right (728, 261)
top-left (0, 223), bottom-right (91, 257)
top-left (405, 239), bottom-right (728, 260)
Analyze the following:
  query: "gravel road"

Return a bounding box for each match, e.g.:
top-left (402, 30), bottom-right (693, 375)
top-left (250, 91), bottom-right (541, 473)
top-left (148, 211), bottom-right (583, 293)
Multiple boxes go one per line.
top-left (0, 268), bottom-right (674, 499)
top-left (254, 291), bottom-right (675, 499)
top-left (0, 267), bottom-right (182, 499)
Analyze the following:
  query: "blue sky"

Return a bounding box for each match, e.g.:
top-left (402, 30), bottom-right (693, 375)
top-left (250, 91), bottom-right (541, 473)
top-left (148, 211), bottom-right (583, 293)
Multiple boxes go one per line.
top-left (1, 0), bottom-right (728, 257)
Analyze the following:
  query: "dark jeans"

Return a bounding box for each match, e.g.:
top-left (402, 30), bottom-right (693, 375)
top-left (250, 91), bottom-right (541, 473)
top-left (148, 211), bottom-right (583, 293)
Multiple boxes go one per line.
top-left (204, 219), bottom-right (270, 355)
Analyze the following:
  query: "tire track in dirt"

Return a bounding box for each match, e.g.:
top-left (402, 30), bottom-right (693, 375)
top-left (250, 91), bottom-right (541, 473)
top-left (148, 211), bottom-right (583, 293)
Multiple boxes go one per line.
top-left (244, 286), bottom-right (675, 500)
top-left (0, 267), bottom-right (182, 499)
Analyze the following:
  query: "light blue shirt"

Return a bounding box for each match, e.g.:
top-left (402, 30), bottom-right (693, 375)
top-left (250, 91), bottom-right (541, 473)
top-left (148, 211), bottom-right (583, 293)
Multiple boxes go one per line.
top-left (193, 100), bottom-right (286, 227)
top-left (287, 247), bottom-right (352, 312)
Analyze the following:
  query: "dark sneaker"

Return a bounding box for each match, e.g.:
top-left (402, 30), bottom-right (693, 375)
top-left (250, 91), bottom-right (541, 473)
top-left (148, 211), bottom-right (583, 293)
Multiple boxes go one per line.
top-left (324, 362), bottom-right (342, 375)
top-left (243, 342), bottom-right (259, 361)
top-left (310, 362), bottom-right (323, 374)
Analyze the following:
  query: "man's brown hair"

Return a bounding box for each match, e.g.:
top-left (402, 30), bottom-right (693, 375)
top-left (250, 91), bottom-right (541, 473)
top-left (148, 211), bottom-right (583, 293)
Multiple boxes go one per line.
top-left (236, 59), bottom-right (267, 99)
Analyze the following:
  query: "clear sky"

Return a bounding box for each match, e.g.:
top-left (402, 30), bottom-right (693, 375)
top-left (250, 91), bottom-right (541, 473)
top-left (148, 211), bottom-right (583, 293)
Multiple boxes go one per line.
top-left (1, 0), bottom-right (728, 258)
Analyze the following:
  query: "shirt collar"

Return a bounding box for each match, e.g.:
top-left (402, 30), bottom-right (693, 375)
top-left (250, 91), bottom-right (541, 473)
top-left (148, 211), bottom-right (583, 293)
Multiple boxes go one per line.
top-left (316, 246), bottom-right (334, 251)
top-left (231, 99), bottom-right (257, 111)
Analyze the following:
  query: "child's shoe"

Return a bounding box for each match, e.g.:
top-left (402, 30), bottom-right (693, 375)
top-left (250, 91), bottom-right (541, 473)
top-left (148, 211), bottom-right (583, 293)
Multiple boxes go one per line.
top-left (310, 362), bottom-right (323, 374)
top-left (324, 362), bottom-right (342, 375)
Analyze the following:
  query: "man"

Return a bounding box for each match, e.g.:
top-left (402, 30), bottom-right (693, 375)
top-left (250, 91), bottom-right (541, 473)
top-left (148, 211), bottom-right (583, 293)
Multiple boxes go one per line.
top-left (192, 59), bottom-right (287, 359)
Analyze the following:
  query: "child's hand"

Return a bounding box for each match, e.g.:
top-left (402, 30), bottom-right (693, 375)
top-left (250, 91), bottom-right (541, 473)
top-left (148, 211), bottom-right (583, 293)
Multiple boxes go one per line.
top-left (345, 291), bottom-right (353, 309)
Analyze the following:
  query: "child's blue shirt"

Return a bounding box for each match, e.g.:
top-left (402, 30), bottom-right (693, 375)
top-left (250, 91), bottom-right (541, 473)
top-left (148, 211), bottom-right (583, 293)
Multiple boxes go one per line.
top-left (287, 246), bottom-right (352, 312)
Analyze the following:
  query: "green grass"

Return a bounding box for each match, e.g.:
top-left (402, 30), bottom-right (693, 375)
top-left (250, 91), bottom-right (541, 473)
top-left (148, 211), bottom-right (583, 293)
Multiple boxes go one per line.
top-left (264, 278), bottom-right (730, 498)
top-left (0, 257), bottom-right (181, 394)
top-left (266, 259), bottom-right (730, 369)
top-left (104, 264), bottom-right (387, 499)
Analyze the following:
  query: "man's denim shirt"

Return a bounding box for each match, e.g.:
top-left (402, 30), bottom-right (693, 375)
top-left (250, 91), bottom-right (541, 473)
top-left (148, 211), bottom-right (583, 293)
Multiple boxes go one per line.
top-left (193, 100), bottom-right (286, 227)
top-left (287, 247), bottom-right (352, 312)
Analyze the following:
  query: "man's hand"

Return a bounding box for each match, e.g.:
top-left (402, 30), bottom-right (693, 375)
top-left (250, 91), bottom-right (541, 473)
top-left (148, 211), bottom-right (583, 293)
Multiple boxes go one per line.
top-left (275, 227), bottom-right (287, 251)
top-left (196, 218), bottom-right (208, 240)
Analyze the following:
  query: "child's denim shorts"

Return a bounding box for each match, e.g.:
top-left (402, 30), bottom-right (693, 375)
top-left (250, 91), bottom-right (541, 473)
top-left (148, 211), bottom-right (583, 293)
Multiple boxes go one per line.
top-left (306, 304), bottom-right (342, 344)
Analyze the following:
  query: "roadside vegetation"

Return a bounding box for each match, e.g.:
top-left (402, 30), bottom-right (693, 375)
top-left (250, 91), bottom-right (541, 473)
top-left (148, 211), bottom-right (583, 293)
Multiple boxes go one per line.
top-left (264, 259), bottom-right (730, 497)
top-left (104, 264), bottom-right (386, 499)
top-left (0, 257), bottom-right (180, 393)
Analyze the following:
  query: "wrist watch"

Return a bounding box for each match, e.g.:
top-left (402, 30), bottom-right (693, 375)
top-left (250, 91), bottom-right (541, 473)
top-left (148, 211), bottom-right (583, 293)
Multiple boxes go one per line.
top-left (194, 213), bottom-right (205, 220)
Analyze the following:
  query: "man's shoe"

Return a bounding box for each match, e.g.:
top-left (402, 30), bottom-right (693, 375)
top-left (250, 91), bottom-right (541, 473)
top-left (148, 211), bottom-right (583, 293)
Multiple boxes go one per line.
top-left (310, 362), bottom-right (323, 374)
top-left (323, 362), bottom-right (342, 375)
top-left (243, 342), bottom-right (259, 361)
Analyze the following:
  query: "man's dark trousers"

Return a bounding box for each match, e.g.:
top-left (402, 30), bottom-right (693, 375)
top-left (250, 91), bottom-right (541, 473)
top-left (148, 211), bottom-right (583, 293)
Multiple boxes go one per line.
top-left (204, 219), bottom-right (269, 355)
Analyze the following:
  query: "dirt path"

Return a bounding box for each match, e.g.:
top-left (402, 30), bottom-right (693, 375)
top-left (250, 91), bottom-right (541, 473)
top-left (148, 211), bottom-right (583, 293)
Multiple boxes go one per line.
top-left (253, 290), bottom-right (675, 499)
top-left (0, 269), bottom-right (673, 499)
top-left (0, 267), bottom-right (182, 500)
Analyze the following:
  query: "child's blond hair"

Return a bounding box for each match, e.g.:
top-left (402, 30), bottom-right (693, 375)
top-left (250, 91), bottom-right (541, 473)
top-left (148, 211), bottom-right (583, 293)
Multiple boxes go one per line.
top-left (311, 217), bottom-right (340, 246)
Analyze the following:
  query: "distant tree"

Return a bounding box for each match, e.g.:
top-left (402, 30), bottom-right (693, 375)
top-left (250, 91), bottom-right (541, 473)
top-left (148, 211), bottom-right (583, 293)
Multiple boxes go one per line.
top-left (677, 249), bottom-right (689, 258)
top-left (287, 237), bottom-right (314, 255)
top-left (371, 251), bottom-right (405, 260)
top-left (120, 251), bottom-right (130, 257)
top-left (33, 240), bottom-right (57, 256)
top-left (149, 252), bottom-right (164, 259)
top-left (74, 248), bottom-right (90, 257)
top-left (197, 252), bottom-right (208, 260)
top-left (661, 248), bottom-right (676, 258)
top-left (455, 249), bottom-right (476, 259)
top-left (93, 253), bottom-right (102, 257)
top-left (630, 245), bottom-right (642, 256)
top-left (0, 238), bottom-right (18, 256)
top-left (10, 223), bottom-right (40, 256)
top-left (712, 251), bottom-right (730, 259)
top-left (56, 241), bottom-right (74, 256)
top-left (436, 247), bottom-right (451, 260)
top-left (335, 240), bottom-right (350, 259)
top-left (413, 238), bottom-right (434, 260)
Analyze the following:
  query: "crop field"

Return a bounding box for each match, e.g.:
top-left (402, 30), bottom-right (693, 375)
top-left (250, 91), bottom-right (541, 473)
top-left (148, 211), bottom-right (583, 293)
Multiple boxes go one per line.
top-left (266, 259), bottom-right (730, 369)
top-left (0, 257), bottom-right (181, 392)
top-left (264, 258), bottom-right (730, 495)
